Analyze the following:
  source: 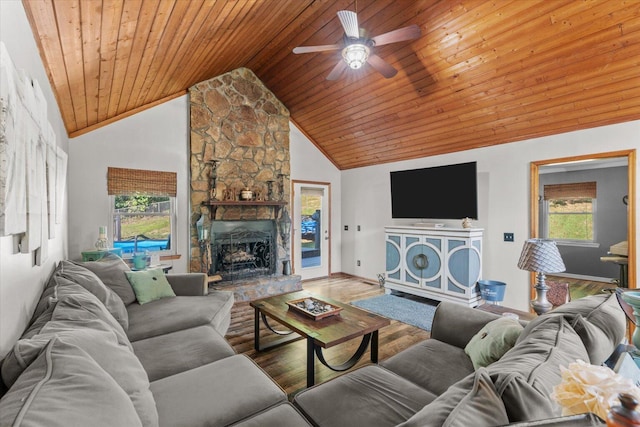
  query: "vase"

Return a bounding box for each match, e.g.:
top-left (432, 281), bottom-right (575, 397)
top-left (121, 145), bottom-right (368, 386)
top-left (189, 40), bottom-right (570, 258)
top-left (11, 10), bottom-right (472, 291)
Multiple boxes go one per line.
top-left (621, 291), bottom-right (640, 348)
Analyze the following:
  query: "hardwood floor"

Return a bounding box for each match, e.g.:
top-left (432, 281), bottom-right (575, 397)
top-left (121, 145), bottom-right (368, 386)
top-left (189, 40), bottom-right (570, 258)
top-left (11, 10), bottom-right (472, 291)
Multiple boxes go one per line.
top-left (224, 274), bottom-right (430, 398)
top-left (546, 275), bottom-right (618, 300)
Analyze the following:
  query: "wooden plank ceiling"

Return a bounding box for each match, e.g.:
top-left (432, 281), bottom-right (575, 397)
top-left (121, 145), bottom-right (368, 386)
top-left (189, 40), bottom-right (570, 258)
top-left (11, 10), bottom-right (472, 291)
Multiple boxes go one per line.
top-left (23, 0), bottom-right (640, 170)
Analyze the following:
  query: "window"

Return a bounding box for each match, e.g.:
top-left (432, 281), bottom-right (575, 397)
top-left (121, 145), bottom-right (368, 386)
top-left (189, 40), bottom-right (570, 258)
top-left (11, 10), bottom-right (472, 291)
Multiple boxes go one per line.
top-left (543, 182), bottom-right (597, 245)
top-left (107, 167), bottom-right (177, 255)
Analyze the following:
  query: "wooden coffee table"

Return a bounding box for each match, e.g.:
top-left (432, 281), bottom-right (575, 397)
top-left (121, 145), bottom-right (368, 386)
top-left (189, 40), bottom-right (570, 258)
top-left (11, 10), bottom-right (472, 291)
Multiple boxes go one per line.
top-left (250, 290), bottom-right (390, 387)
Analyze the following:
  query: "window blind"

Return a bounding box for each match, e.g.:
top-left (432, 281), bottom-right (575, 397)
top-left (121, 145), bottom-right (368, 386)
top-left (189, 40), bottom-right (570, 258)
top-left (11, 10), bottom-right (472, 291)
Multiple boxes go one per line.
top-left (107, 167), bottom-right (177, 197)
top-left (543, 181), bottom-right (596, 200)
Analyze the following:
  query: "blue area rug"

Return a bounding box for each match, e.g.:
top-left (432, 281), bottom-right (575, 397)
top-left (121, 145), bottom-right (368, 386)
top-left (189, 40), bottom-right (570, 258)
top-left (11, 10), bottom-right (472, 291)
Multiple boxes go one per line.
top-left (351, 294), bottom-right (438, 331)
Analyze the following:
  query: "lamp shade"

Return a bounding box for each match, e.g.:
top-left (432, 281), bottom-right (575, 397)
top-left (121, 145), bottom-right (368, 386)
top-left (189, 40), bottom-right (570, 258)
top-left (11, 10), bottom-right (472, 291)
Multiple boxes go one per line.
top-left (517, 239), bottom-right (566, 274)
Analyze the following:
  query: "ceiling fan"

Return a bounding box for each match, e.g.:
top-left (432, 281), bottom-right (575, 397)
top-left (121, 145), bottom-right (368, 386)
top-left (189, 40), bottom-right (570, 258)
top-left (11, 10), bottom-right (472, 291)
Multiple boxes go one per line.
top-left (293, 10), bottom-right (421, 80)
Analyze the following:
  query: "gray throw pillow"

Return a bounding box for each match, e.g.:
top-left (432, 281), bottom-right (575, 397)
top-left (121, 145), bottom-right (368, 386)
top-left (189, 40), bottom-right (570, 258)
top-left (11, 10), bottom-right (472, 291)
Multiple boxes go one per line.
top-left (0, 336), bottom-right (144, 427)
top-left (2, 304), bottom-right (156, 425)
top-left (75, 253), bottom-right (137, 305)
top-left (56, 261), bottom-right (129, 329)
top-left (550, 293), bottom-right (627, 364)
top-left (1, 291), bottom-right (131, 388)
top-left (488, 315), bottom-right (589, 422)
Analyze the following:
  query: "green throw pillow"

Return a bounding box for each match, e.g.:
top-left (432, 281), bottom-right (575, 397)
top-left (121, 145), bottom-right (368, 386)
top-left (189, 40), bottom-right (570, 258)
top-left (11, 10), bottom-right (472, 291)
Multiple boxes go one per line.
top-left (464, 317), bottom-right (524, 369)
top-left (125, 269), bottom-right (176, 305)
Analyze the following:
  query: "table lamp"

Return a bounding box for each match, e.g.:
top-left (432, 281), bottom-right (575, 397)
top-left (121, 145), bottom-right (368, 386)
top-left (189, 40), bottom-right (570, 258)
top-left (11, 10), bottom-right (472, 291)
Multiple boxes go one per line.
top-left (517, 238), bottom-right (566, 315)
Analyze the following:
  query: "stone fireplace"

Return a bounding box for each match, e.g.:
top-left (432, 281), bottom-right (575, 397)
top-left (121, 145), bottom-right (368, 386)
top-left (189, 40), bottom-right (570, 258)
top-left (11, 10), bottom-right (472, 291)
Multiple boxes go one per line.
top-left (189, 68), bottom-right (301, 300)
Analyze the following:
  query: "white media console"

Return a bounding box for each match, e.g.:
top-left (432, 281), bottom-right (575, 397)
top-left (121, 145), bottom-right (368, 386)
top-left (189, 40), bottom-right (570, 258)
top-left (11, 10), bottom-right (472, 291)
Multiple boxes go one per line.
top-left (385, 226), bottom-right (483, 307)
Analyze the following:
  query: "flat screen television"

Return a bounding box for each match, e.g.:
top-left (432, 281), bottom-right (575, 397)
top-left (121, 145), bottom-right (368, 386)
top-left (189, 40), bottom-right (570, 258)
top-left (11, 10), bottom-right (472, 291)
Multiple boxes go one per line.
top-left (390, 162), bottom-right (478, 219)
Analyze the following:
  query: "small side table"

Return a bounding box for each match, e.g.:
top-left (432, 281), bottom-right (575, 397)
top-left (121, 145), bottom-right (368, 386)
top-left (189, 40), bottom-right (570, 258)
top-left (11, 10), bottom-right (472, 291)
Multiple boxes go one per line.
top-left (477, 303), bottom-right (537, 321)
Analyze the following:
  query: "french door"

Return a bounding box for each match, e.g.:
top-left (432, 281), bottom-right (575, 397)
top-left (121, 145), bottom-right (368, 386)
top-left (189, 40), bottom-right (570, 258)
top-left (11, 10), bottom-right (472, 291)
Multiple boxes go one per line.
top-left (292, 181), bottom-right (330, 280)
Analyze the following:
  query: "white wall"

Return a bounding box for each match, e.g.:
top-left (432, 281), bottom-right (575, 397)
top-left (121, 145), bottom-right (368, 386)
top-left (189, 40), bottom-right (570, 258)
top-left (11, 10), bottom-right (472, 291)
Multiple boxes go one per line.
top-left (290, 122), bottom-right (342, 274)
top-left (0, 1), bottom-right (69, 358)
top-left (68, 96), bottom-right (190, 273)
top-left (342, 121), bottom-right (640, 311)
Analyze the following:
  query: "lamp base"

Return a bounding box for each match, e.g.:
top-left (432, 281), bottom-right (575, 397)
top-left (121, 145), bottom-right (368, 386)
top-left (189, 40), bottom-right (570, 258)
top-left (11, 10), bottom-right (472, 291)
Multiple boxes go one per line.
top-left (531, 273), bottom-right (553, 315)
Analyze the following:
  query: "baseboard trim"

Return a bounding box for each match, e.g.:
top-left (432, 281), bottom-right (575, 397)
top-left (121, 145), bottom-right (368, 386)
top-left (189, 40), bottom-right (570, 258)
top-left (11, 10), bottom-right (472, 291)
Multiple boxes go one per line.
top-left (335, 272), bottom-right (379, 286)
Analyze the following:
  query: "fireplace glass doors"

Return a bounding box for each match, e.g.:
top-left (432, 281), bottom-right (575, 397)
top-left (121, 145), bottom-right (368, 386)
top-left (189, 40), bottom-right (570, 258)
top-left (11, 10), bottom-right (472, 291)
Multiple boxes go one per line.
top-left (210, 220), bottom-right (276, 281)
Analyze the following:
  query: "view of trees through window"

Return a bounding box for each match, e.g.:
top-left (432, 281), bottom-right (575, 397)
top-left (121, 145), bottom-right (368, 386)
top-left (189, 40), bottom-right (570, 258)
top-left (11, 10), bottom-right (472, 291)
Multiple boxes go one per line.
top-left (547, 197), bottom-right (594, 241)
top-left (301, 194), bottom-right (321, 250)
top-left (113, 195), bottom-right (171, 252)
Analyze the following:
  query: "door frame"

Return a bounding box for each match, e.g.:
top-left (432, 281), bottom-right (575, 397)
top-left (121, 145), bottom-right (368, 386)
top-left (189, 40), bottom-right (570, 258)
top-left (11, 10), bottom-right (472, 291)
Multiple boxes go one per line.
top-left (529, 149), bottom-right (636, 290)
top-left (292, 180), bottom-right (331, 279)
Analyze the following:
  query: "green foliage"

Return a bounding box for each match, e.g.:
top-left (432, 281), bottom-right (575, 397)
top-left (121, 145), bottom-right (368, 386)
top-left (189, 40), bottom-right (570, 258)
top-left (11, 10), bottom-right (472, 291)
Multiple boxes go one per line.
top-left (301, 195), bottom-right (321, 216)
top-left (115, 195), bottom-right (168, 213)
top-left (548, 198), bottom-right (594, 241)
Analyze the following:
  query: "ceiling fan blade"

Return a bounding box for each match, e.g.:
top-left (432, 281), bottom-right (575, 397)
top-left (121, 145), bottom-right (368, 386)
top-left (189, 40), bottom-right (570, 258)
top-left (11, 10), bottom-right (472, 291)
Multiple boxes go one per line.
top-left (337, 10), bottom-right (360, 39)
top-left (371, 24), bottom-right (421, 46)
top-left (326, 60), bottom-right (347, 81)
top-left (367, 54), bottom-right (397, 78)
top-left (293, 44), bottom-right (341, 54)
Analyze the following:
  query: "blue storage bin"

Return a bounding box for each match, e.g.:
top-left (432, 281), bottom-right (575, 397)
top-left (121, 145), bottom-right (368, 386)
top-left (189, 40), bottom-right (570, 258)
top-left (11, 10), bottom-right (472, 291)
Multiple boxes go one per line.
top-left (478, 280), bottom-right (506, 303)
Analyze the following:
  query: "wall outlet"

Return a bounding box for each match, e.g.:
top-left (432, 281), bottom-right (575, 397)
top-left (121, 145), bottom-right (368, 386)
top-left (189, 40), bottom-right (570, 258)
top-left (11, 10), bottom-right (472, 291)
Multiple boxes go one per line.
top-left (357, 260), bottom-right (361, 266)
top-left (344, 225), bottom-right (348, 231)
top-left (504, 232), bottom-right (514, 242)
top-left (357, 225), bottom-right (361, 231)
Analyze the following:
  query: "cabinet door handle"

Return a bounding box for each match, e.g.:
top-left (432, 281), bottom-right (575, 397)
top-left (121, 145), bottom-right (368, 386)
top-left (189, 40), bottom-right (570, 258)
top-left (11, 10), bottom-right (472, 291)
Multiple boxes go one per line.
top-left (413, 254), bottom-right (428, 270)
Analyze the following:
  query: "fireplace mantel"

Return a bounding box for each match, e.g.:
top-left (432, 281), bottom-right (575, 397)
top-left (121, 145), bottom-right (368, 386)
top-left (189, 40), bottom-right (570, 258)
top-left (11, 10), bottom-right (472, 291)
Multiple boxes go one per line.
top-left (205, 201), bottom-right (287, 207)
top-left (203, 200), bottom-right (287, 219)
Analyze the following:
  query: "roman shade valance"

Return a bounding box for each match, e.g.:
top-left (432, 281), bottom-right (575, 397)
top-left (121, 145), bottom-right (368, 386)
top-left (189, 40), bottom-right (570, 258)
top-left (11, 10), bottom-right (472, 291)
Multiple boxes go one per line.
top-left (107, 167), bottom-right (177, 197)
top-left (543, 182), bottom-right (596, 200)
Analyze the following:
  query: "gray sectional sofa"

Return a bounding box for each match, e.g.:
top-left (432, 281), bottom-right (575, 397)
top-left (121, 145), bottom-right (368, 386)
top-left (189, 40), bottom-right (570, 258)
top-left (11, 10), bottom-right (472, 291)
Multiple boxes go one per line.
top-left (293, 292), bottom-right (628, 426)
top-left (0, 254), bottom-right (311, 426)
top-left (0, 252), bottom-right (629, 426)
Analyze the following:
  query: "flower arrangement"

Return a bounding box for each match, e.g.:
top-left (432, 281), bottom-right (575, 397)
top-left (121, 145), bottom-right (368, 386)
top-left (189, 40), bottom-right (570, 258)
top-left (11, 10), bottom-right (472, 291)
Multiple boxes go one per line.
top-left (551, 359), bottom-right (640, 419)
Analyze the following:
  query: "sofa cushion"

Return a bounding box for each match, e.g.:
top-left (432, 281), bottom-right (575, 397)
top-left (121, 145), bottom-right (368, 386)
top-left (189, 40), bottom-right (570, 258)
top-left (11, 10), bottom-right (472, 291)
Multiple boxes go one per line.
top-left (464, 317), bottom-right (524, 369)
top-left (0, 337), bottom-right (143, 427)
top-left (550, 292), bottom-right (626, 365)
top-left (0, 295), bottom-right (157, 426)
top-left (36, 328), bottom-right (157, 426)
top-left (229, 403), bottom-right (313, 427)
top-left (126, 292), bottom-right (234, 341)
top-left (132, 324), bottom-right (236, 381)
top-left (151, 355), bottom-right (286, 427)
top-left (75, 253), bottom-right (137, 305)
top-left (294, 365), bottom-right (437, 427)
top-left (397, 368), bottom-right (509, 427)
top-left (381, 338), bottom-right (475, 395)
top-left (487, 314), bottom-right (589, 422)
top-left (125, 269), bottom-right (176, 304)
top-left (55, 260), bottom-right (129, 329)
top-left (1, 291), bottom-right (130, 388)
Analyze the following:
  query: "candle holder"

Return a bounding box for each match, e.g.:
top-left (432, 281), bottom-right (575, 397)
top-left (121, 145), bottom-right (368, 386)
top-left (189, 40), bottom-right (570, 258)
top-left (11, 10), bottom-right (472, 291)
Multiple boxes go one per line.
top-left (266, 180), bottom-right (274, 201)
top-left (278, 174), bottom-right (288, 201)
top-left (208, 160), bottom-right (219, 201)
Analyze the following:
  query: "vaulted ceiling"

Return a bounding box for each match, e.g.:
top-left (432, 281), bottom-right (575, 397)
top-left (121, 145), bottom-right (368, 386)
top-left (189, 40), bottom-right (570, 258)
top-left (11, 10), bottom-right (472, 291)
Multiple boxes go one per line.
top-left (23, 0), bottom-right (640, 170)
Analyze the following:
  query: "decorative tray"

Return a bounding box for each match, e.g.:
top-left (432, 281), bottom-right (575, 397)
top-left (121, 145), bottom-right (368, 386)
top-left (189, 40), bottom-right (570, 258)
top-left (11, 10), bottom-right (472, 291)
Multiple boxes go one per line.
top-left (287, 297), bottom-right (342, 320)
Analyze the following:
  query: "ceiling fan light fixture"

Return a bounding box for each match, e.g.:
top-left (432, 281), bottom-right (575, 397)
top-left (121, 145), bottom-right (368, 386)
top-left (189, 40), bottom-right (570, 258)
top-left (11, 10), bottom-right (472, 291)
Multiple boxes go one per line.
top-left (342, 43), bottom-right (369, 69)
